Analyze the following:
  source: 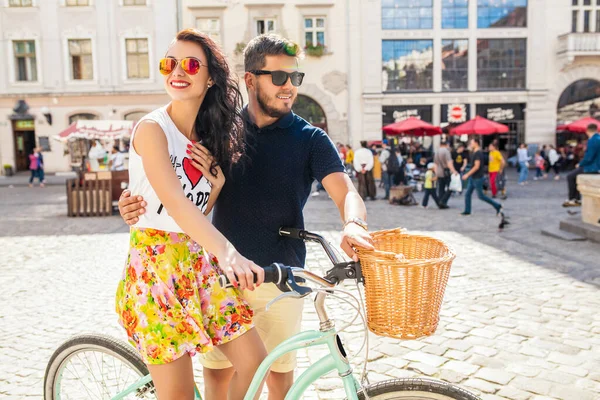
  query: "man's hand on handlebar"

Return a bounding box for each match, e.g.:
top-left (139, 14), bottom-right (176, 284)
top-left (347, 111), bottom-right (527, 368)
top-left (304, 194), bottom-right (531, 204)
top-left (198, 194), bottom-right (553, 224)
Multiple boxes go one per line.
top-left (118, 190), bottom-right (147, 225)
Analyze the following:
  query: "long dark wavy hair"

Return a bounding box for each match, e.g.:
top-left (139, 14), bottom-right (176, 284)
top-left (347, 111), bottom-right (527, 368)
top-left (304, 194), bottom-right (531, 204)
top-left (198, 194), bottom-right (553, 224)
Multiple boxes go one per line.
top-left (174, 29), bottom-right (245, 172)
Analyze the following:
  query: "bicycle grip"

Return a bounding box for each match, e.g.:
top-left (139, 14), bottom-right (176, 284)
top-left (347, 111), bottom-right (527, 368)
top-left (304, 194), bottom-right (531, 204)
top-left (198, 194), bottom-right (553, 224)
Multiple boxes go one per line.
top-left (279, 227), bottom-right (306, 240)
top-left (218, 264), bottom-right (286, 289)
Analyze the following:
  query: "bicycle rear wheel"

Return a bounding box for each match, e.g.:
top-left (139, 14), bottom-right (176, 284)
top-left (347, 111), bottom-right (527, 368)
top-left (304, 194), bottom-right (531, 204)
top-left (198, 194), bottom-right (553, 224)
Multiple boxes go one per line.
top-left (357, 378), bottom-right (481, 400)
top-left (44, 333), bottom-right (156, 400)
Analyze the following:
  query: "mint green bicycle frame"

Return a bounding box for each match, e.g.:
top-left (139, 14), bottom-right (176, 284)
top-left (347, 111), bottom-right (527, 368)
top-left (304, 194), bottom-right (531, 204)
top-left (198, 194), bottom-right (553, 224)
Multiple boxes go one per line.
top-left (111, 326), bottom-right (359, 400)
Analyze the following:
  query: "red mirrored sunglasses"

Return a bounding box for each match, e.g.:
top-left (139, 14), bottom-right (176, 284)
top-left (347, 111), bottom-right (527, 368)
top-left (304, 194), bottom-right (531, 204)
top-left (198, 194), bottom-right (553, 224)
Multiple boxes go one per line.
top-left (159, 57), bottom-right (205, 76)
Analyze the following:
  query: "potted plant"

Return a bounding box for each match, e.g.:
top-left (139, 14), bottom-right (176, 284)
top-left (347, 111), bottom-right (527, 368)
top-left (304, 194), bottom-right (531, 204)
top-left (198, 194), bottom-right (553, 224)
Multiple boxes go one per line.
top-left (304, 43), bottom-right (326, 57)
top-left (3, 164), bottom-right (14, 176)
top-left (234, 42), bottom-right (247, 56)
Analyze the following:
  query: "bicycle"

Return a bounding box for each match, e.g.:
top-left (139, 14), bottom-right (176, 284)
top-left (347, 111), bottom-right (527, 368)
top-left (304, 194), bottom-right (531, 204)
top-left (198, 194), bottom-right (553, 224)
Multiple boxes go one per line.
top-left (44, 228), bottom-right (481, 400)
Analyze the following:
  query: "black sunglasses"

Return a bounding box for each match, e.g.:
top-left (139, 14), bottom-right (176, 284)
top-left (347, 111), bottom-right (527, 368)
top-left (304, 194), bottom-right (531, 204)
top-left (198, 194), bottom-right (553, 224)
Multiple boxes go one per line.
top-left (249, 70), bottom-right (305, 87)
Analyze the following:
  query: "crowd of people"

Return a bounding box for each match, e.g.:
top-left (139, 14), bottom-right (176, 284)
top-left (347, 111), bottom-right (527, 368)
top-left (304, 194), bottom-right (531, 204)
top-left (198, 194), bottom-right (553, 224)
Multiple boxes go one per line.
top-left (329, 122), bottom-right (600, 221)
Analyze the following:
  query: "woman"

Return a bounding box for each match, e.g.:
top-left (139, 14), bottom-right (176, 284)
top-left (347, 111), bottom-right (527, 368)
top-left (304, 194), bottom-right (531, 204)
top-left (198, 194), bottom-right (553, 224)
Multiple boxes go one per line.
top-left (115, 29), bottom-right (267, 400)
top-left (28, 147), bottom-right (45, 188)
top-left (548, 145), bottom-right (561, 180)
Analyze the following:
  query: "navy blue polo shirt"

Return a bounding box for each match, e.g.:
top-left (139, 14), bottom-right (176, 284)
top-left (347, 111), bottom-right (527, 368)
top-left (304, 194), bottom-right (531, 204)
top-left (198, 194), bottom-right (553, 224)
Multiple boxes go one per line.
top-left (212, 108), bottom-right (344, 268)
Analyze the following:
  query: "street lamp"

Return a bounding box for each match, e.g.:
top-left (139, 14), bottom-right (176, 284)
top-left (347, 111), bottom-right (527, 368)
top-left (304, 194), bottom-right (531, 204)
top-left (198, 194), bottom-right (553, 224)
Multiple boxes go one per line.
top-left (40, 106), bottom-right (52, 125)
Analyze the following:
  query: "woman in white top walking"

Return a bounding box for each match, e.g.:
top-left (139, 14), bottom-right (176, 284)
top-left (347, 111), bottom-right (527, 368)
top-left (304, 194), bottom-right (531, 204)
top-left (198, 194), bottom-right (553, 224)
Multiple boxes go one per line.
top-left (115, 29), bottom-right (267, 400)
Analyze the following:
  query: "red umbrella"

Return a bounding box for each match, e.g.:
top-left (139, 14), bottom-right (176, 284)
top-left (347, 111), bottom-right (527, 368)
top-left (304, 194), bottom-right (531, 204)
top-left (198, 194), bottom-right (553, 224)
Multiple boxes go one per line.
top-left (556, 117), bottom-right (600, 133)
top-left (449, 116), bottom-right (509, 135)
top-left (382, 117), bottom-right (442, 136)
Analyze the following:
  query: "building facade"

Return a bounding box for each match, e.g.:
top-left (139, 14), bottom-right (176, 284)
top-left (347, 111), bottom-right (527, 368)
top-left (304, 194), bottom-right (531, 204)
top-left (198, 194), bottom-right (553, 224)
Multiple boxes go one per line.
top-left (0, 0), bottom-right (176, 173)
top-left (182, 0), bottom-right (352, 146)
top-left (356, 0), bottom-right (600, 154)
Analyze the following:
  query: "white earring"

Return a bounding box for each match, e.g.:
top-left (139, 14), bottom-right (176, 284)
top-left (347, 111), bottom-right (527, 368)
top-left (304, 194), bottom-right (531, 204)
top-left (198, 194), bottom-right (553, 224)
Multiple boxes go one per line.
top-left (207, 83), bottom-right (212, 88)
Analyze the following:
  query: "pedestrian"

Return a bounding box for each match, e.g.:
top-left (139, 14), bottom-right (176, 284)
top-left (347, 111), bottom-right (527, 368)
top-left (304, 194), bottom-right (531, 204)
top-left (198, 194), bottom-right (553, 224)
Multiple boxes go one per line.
top-left (452, 143), bottom-right (468, 175)
top-left (547, 144), bottom-right (561, 180)
top-left (109, 145), bottom-right (126, 171)
top-left (487, 143), bottom-right (505, 198)
top-left (433, 140), bottom-right (454, 208)
top-left (517, 143), bottom-right (531, 185)
top-left (534, 151), bottom-right (545, 180)
top-left (118, 33), bottom-right (374, 399)
top-left (563, 123), bottom-right (600, 207)
top-left (461, 138), bottom-right (504, 217)
top-left (421, 162), bottom-right (442, 209)
top-left (114, 28), bottom-right (269, 400)
top-left (345, 144), bottom-right (354, 175)
top-left (28, 148), bottom-right (41, 187)
top-left (354, 140), bottom-right (377, 200)
top-left (88, 140), bottom-right (106, 172)
top-left (379, 139), bottom-right (393, 200)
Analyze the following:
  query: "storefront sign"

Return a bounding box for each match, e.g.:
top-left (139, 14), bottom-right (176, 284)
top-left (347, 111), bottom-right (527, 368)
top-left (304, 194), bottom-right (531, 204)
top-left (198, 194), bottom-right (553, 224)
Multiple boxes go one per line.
top-left (15, 120), bottom-right (34, 130)
top-left (382, 105), bottom-right (433, 125)
top-left (487, 107), bottom-right (514, 122)
top-left (448, 104), bottom-right (467, 123)
top-left (476, 103), bottom-right (525, 122)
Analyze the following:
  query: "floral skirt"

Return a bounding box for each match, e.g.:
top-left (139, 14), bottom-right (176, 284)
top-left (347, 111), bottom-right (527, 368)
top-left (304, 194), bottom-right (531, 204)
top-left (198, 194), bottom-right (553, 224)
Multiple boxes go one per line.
top-left (115, 228), bottom-right (254, 365)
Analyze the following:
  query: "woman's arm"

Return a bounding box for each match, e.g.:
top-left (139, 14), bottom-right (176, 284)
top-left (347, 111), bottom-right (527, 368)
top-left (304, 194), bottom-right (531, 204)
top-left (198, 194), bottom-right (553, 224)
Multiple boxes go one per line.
top-left (133, 121), bottom-right (262, 289)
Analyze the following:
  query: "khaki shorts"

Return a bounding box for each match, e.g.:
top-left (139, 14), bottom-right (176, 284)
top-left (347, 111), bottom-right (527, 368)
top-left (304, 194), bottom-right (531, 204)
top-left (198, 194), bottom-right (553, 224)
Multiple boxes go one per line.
top-left (198, 283), bottom-right (304, 373)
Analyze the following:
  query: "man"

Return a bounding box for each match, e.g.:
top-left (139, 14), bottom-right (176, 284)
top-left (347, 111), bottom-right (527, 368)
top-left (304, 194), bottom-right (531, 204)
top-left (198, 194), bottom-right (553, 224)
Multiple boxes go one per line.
top-left (88, 140), bottom-right (106, 172)
top-left (487, 143), bottom-right (505, 199)
top-left (433, 141), bottom-right (455, 208)
top-left (354, 141), bottom-right (377, 200)
top-left (378, 139), bottom-right (392, 200)
top-left (563, 123), bottom-right (600, 207)
top-left (452, 143), bottom-right (468, 175)
top-left (118, 34), bottom-right (373, 400)
top-left (461, 138), bottom-right (503, 217)
top-left (109, 145), bottom-right (126, 171)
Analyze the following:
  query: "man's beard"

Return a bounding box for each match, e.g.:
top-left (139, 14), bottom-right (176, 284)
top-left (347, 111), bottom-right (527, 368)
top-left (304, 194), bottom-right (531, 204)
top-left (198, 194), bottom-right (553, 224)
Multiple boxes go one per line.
top-left (256, 86), bottom-right (293, 119)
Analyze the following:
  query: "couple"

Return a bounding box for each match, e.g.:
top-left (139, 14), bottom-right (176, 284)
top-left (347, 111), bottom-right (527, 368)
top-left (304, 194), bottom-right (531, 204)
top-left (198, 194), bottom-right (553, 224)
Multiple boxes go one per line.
top-left (115, 29), bottom-right (373, 400)
top-left (28, 147), bottom-right (45, 187)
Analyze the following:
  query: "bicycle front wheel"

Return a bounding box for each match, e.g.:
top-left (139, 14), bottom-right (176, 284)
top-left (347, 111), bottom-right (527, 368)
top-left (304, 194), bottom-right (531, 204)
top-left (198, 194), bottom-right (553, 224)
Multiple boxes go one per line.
top-left (357, 378), bottom-right (481, 400)
top-left (44, 333), bottom-right (156, 400)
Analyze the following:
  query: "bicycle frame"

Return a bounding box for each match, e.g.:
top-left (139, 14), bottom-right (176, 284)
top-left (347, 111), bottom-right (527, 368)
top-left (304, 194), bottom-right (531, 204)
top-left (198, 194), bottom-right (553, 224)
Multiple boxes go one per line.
top-left (244, 327), bottom-right (361, 400)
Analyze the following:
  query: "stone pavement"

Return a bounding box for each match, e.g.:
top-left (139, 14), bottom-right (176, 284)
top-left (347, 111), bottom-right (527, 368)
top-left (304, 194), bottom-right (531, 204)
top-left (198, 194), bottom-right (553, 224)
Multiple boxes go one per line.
top-left (1, 169), bottom-right (599, 399)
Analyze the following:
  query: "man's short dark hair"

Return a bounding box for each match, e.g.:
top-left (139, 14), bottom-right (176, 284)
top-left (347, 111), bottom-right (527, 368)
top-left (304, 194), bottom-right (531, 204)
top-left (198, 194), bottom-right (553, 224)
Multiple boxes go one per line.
top-left (360, 141), bottom-right (368, 148)
top-left (440, 141), bottom-right (448, 146)
top-left (587, 123), bottom-right (598, 132)
top-left (244, 34), bottom-right (302, 72)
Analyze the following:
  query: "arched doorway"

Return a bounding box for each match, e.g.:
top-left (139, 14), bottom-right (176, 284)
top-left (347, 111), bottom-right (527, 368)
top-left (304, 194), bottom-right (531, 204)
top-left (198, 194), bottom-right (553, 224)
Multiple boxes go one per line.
top-left (292, 95), bottom-right (328, 132)
top-left (557, 79), bottom-right (600, 148)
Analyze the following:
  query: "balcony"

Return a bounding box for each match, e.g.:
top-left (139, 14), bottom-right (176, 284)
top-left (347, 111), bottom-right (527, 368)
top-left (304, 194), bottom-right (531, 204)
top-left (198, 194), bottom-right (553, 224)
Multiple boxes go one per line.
top-left (557, 33), bottom-right (600, 66)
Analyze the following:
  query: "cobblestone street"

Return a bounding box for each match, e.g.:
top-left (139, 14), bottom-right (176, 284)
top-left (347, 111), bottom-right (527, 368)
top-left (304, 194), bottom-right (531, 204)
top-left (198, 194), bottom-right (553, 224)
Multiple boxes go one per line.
top-left (1, 172), bottom-right (599, 399)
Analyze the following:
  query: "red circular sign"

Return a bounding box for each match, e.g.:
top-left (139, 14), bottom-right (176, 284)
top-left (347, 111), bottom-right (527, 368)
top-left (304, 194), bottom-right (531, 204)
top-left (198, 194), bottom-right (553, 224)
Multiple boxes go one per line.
top-left (451, 106), bottom-right (464, 120)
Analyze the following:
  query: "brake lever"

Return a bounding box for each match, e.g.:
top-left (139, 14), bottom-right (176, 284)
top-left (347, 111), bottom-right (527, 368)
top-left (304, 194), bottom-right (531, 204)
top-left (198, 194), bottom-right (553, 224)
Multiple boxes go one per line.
top-left (265, 290), bottom-right (310, 312)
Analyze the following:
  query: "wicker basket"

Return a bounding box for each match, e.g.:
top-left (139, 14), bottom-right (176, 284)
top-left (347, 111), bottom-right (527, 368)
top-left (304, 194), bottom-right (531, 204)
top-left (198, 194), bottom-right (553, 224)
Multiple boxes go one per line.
top-left (357, 228), bottom-right (455, 339)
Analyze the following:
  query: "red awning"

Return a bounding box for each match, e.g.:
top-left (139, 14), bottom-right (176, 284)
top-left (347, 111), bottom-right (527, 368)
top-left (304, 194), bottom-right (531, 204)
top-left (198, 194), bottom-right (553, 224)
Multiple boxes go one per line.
top-left (449, 116), bottom-right (509, 136)
top-left (382, 117), bottom-right (442, 137)
top-left (556, 117), bottom-right (600, 133)
top-left (55, 120), bottom-right (134, 142)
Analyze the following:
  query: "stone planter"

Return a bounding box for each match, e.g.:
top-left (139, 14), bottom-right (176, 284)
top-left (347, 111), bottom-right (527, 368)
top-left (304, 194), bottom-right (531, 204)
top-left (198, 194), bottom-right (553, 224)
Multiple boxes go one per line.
top-left (577, 174), bottom-right (600, 226)
top-left (3, 165), bottom-right (13, 176)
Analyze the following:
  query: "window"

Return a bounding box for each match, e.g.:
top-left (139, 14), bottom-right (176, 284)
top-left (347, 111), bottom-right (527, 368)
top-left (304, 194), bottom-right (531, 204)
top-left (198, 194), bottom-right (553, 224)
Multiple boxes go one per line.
top-left (477, 39), bottom-right (526, 90)
top-left (123, 0), bottom-right (146, 5)
top-left (304, 17), bottom-right (326, 47)
top-left (66, 0), bottom-right (89, 5)
top-left (9, 0), bottom-right (32, 6)
top-left (382, 40), bottom-right (433, 92)
top-left (256, 18), bottom-right (276, 35)
top-left (584, 0), bottom-right (591, 5)
top-left (573, 10), bottom-right (579, 32)
top-left (572, 0), bottom-right (578, 4)
top-left (597, 10), bottom-right (600, 32)
top-left (584, 10), bottom-right (591, 32)
top-left (13, 41), bottom-right (37, 82)
top-left (196, 18), bottom-right (221, 43)
top-left (442, 0), bottom-right (468, 29)
top-left (69, 113), bottom-right (98, 124)
top-left (442, 40), bottom-right (468, 91)
top-left (382, 0), bottom-right (433, 30)
top-left (126, 39), bottom-right (149, 79)
top-left (68, 39), bottom-right (93, 80)
top-left (124, 111), bottom-right (148, 122)
top-left (477, 0), bottom-right (527, 28)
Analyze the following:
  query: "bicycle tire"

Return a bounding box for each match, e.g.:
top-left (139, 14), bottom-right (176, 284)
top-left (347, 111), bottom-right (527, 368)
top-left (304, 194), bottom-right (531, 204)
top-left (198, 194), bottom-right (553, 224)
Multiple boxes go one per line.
top-left (356, 378), bottom-right (481, 400)
top-left (43, 333), bottom-right (152, 400)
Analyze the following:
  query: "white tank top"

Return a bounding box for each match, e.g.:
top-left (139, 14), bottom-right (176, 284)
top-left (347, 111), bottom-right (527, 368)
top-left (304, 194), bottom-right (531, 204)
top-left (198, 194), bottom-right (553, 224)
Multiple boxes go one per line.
top-left (128, 105), bottom-right (212, 233)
